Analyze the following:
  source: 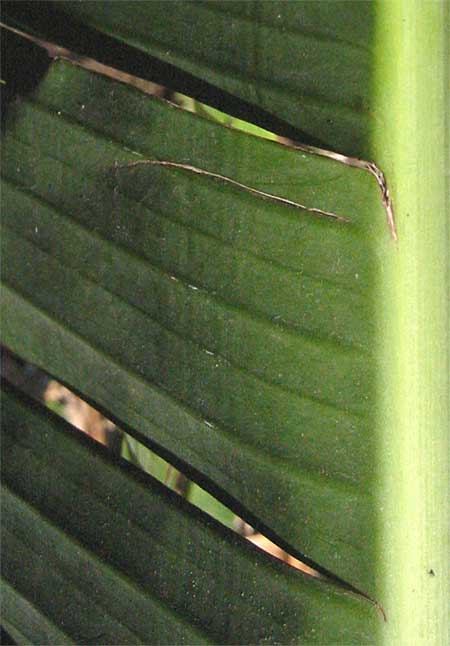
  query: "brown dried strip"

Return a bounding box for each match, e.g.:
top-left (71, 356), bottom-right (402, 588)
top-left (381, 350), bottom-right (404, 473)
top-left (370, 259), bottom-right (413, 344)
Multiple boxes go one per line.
top-left (280, 139), bottom-right (398, 241)
top-left (115, 159), bottom-right (350, 223)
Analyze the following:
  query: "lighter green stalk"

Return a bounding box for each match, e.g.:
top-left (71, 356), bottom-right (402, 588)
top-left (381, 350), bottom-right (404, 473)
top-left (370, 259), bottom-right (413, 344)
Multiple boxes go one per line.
top-left (372, 2), bottom-right (449, 644)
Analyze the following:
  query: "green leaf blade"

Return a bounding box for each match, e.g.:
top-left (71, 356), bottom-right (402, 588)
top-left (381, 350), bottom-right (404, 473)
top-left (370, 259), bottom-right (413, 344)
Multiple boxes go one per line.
top-left (1, 381), bottom-right (377, 644)
top-left (56, 0), bottom-right (376, 157)
top-left (1, 60), bottom-right (386, 597)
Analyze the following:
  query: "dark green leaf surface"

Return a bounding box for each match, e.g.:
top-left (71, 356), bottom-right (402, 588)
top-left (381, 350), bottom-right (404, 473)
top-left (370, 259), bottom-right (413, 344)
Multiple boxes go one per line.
top-left (57, 0), bottom-right (376, 157)
top-left (1, 381), bottom-right (376, 644)
top-left (0, 60), bottom-right (389, 597)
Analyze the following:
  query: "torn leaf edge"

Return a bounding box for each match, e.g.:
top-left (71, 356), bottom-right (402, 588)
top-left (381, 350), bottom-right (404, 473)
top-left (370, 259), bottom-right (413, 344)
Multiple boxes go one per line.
top-left (1, 21), bottom-right (397, 240)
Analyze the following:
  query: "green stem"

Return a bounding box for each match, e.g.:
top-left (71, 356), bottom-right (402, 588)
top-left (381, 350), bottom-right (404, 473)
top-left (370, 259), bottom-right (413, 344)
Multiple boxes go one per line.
top-left (372, 2), bottom-right (449, 643)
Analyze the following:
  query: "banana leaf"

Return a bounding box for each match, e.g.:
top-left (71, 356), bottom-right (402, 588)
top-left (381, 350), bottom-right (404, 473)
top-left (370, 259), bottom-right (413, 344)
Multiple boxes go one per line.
top-left (52, 0), bottom-right (377, 158)
top-left (1, 2), bottom-right (448, 643)
top-left (0, 57), bottom-right (391, 600)
top-left (2, 380), bottom-right (375, 644)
